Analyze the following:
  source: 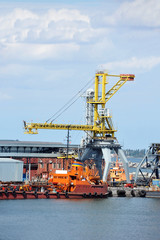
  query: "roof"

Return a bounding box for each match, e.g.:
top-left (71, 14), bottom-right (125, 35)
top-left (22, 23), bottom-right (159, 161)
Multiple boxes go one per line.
top-left (0, 140), bottom-right (79, 148)
top-left (0, 158), bottom-right (23, 163)
top-left (0, 140), bottom-right (79, 158)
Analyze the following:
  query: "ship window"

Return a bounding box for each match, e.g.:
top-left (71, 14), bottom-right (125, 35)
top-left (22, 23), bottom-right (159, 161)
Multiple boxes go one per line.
top-left (70, 176), bottom-right (76, 180)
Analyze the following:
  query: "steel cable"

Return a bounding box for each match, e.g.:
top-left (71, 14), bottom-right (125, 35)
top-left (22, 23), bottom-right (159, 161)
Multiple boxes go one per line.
top-left (46, 76), bottom-right (94, 123)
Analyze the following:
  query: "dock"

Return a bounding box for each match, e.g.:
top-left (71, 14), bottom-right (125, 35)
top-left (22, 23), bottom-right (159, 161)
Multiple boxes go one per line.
top-left (108, 187), bottom-right (160, 198)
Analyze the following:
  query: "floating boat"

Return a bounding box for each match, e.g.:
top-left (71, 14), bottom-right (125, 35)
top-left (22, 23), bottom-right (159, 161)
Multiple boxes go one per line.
top-left (109, 158), bottom-right (133, 184)
top-left (0, 160), bottom-right (108, 200)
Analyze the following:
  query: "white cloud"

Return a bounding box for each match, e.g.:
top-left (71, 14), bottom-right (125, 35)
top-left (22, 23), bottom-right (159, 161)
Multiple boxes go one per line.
top-left (104, 0), bottom-right (160, 27)
top-left (43, 9), bottom-right (90, 24)
top-left (0, 7), bottom-right (110, 62)
top-left (1, 43), bottom-right (80, 61)
top-left (0, 8), bottom-right (94, 44)
top-left (100, 56), bottom-right (160, 72)
top-left (0, 8), bottom-right (38, 30)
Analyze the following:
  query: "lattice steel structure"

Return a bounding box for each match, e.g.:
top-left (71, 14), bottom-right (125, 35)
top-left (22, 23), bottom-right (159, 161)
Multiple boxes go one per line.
top-left (135, 143), bottom-right (160, 184)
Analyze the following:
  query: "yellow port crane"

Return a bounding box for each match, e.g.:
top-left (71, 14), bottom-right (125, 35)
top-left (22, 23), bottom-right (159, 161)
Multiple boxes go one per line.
top-left (24, 72), bottom-right (135, 139)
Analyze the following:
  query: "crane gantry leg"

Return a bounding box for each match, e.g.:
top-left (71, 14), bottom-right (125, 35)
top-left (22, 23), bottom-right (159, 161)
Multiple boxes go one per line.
top-left (81, 139), bottom-right (131, 183)
top-left (115, 149), bottom-right (130, 183)
top-left (101, 148), bottom-right (111, 182)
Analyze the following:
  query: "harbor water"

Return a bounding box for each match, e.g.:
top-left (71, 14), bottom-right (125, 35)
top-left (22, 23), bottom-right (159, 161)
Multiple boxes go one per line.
top-left (0, 198), bottom-right (159, 240)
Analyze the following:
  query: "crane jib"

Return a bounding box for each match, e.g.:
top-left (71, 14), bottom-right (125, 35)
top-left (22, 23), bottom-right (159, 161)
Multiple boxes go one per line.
top-left (24, 71), bottom-right (135, 138)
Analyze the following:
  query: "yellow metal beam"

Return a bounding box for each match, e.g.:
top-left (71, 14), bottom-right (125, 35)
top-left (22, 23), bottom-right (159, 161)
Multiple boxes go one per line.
top-left (24, 122), bottom-right (117, 135)
top-left (99, 74), bottom-right (135, 103)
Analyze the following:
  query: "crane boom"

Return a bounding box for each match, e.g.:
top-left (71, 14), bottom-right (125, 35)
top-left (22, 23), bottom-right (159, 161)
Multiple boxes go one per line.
top-left (24, 71), bottom-right (135, 139)
top-left (24, 121), bottom-right (115, 134)
top-left (101, 74), bottom-right (134, 103)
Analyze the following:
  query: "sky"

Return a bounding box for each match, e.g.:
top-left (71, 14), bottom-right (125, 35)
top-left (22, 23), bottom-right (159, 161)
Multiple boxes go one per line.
top-left (0, 0), bottom-right (160, 149)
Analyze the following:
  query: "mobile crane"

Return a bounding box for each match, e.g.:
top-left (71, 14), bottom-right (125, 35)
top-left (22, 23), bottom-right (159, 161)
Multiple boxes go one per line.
top-left (24, 71), bottom-right (135, 182)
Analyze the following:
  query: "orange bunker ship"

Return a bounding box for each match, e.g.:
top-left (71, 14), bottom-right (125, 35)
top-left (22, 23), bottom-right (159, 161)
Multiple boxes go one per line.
top-left (48, 160), bottom-right (108, 198)
top-left (0, 160), bottom-right (108, 200)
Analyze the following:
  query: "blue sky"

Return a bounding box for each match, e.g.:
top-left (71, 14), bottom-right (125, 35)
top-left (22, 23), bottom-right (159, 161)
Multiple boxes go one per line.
top-left (0, 0), bottom-right (160, 149)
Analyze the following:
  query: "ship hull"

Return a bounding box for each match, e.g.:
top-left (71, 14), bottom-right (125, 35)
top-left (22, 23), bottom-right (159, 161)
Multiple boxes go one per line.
top-left (0, 184), bottom-right (108, 200)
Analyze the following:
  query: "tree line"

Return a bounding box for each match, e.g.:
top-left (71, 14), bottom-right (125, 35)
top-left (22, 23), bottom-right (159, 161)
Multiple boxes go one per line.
top-left (123, 149), bottom-right (146, 158)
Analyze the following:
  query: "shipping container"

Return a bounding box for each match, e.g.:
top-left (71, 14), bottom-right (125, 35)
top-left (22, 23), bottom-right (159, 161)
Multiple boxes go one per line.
top-left (0, 158), bottom-right (23, 182)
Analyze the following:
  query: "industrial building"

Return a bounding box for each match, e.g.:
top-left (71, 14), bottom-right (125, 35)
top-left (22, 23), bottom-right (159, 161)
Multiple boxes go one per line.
top-left (0, 140), bottom-right (78, 181)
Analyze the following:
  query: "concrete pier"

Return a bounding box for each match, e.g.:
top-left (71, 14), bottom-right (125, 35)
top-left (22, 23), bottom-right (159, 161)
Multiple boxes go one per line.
top-left (108, 187), bottom-right (160, 198)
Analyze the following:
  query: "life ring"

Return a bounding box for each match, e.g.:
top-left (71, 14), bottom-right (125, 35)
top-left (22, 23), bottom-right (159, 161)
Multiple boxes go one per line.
top-left (83, 193), bottom-right (87, 198)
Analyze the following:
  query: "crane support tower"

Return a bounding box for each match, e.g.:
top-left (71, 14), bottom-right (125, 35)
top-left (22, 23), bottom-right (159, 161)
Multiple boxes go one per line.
top-left (24, 71), bottom-right (135, 182)
top-left (135, 143), bottom-right (160, 184)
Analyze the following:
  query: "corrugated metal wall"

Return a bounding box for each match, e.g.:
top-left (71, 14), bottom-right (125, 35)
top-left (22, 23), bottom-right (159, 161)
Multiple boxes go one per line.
top-left (0, 159), bottom-right (23, 182)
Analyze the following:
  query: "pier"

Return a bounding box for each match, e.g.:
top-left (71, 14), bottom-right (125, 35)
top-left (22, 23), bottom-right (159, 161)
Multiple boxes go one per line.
top-left (108, 186), bottom-right (160, 198)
